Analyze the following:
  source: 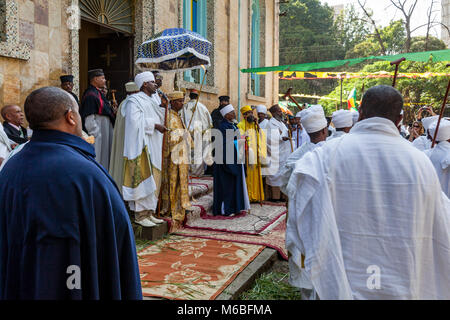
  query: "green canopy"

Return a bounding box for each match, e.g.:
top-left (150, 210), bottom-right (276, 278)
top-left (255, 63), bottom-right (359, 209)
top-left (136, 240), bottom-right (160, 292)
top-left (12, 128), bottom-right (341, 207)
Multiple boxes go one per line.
top-left (241, 49), bottom-right (450, 74)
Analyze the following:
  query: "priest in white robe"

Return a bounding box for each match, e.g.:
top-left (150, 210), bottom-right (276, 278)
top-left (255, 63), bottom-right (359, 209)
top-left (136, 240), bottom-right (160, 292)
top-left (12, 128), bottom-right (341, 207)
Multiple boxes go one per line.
top-left (109, 82), bottom-right (139, 192)
top-left (424, 118), bottom-right (450, 197)
top-left (257, 105), bottom-right (269, 129)
top-left (291, 111), bottom-right (310, 149)
top-left (180, 89), bottom-right (213, 177)
top-left (265, 105), bottom-right (293, 201)
top-left (122, 72), bottom-right (165, 227)
top-left (280, 105), bottom-right (328, 197)
top-left (327, 109), bottom-right (353, 141)
top-left (287, 85), bottom-right (450, 300)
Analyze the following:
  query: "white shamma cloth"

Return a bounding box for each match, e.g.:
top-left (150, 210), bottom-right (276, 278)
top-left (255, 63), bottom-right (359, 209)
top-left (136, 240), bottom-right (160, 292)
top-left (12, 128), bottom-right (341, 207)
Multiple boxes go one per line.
top-left (286, 117), bottom-right (450, 300)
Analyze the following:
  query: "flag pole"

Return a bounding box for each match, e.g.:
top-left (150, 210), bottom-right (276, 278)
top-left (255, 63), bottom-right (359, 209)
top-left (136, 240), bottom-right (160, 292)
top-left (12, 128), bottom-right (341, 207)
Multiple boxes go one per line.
top-left (431, 63), bottom-right (450, 148)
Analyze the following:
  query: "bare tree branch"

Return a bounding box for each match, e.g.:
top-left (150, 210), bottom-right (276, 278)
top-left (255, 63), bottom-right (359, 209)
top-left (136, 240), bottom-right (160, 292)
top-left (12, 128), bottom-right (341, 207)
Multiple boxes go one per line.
top-left (357, 0), bottom-right (386, 55)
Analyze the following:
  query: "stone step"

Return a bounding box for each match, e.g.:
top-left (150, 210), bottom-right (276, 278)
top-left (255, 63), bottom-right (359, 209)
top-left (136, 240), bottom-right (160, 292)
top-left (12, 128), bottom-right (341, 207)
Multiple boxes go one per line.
top-left (133, 221), bottom-right (169, 242)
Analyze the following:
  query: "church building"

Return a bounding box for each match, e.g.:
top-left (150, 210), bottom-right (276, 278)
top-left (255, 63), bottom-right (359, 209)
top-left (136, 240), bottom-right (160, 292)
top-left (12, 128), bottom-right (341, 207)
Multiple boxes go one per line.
top-left (0, 0), bottom-right (279, 113)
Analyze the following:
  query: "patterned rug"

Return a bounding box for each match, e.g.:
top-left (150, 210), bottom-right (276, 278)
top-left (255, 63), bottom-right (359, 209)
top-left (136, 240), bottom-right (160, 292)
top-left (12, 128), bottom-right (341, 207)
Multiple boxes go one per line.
top-left (138, 235), bottom-right (264, 300)
top-left (188, 177), bottom-right (213, 199)
top-left (186, 201), bottom-right (287, 236)
top-left (175, 218), bottom-right (288, 260)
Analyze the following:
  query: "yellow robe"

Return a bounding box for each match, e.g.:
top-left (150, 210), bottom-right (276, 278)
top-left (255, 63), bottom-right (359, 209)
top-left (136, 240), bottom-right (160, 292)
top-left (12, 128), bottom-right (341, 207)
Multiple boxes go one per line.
top-left (160, 109), bottom-right (192, 227)
top-left (237, 119), bottom-right (266, 203)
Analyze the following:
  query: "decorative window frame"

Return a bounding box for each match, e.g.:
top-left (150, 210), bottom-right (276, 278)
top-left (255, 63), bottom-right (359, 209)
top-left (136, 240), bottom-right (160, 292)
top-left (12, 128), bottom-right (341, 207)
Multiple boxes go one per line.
top-left (247, 0), bottom-right (266, 100)
top-left (176, 0), bottom-right (218, 94)
top-left (0, 0), bottom-right (30, 60)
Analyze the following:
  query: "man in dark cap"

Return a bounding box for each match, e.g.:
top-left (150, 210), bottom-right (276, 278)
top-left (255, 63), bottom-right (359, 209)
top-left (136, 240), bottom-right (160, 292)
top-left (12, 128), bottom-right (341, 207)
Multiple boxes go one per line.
top-left (80, 69), bottom-right (115, 170)
top-left (0, 86), bottom-right (142, 300)
top-left (60, 75), bottom-right (80, 107)
top-left (211, 95), bottom-right (230, 130)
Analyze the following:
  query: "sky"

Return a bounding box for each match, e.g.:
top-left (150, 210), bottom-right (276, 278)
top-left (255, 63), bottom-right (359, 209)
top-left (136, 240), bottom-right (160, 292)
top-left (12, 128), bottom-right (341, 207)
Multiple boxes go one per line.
top-left (320, 0), bottom-right (442, 38)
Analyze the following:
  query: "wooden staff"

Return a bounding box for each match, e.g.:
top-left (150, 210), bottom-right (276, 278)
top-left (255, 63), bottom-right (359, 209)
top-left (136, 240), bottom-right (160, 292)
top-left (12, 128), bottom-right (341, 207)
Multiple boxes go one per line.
top-left (255, 122), bottom-right (263, 206)
top-left (431, 63), bottom-right (450, 148)
top-left (156, 92), bottom-right (170, 218)
top-left (390, 57), bottom-right (406, 88)
top-left (187, 69), bottom-right (209, 132)
top-left (282, 88), bottom-right (304, 112)
top-left (111, 89), bottom-right (118, 113)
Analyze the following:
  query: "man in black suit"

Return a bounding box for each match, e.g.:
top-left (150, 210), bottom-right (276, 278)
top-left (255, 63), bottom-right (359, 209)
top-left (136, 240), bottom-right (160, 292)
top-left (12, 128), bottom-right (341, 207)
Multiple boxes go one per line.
top-left (60, 75), bottom-right (80, 107)
top-left (1, 104), bottom-right (28, 144)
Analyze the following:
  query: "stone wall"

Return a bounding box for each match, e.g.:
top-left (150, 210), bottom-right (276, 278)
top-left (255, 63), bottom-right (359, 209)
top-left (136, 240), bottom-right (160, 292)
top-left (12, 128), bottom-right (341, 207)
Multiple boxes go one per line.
top-left (0, 0), bottom-right (72, 116)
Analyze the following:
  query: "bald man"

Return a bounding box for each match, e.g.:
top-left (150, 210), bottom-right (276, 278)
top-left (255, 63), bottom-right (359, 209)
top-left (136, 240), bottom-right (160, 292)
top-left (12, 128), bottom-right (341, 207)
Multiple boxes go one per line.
top-left (1, 104), bottom-right (28, 144)
top-left (0, 87), bottom-right (142, 300)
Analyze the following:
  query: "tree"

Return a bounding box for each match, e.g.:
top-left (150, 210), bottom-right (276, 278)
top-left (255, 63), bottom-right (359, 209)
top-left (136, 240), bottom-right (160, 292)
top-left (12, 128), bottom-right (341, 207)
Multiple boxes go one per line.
top-left (345, 20), bottom-right (406, 58)
top-left (333, 4), bottom-right (371, 57)
top-left (410, 36), bottom-right (447, 52)
top-left (388, 0), bottom-right (419, 53)
top-left (279, 0), bottom-right (341, 102)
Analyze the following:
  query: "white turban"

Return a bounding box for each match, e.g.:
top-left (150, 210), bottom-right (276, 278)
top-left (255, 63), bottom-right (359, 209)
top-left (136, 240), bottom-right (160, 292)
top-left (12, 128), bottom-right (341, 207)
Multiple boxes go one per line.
top-left (351, 110), bottom-right (359, 125)
top-left (300, 105), bottom-right (327, 133)
top-left (125, 82), bottom-right (139, 93)
top-left (134, 72), bottom-right (155, 90)
top-left (429, 118), bottom-right (450, 142)
top-left (295, 111), bottom-right (302, 118)
top-left (256, 105), bottom-right (267, 114)
top-left (332, 110), bottom-right (353, 128)
top-left (421, 115), bottom-right (439, 132)
top-left (220, 104), bottom-right (235, 117)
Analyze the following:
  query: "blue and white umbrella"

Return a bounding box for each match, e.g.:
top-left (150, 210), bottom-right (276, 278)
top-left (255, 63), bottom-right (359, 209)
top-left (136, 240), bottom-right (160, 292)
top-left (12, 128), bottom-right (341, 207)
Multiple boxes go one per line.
top-left (136, 28), bottom-right (212, 72)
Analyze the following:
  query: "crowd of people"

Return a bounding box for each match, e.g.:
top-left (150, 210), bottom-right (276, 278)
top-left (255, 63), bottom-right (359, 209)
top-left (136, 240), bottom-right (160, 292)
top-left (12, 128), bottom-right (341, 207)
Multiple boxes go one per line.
top-left (0, 66), bottom-right (449, 299)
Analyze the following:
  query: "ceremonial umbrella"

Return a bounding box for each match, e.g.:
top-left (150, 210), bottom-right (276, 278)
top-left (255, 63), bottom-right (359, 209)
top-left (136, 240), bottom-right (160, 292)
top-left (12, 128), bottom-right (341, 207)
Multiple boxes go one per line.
top-left (136, 28), bottom-right (212, 72)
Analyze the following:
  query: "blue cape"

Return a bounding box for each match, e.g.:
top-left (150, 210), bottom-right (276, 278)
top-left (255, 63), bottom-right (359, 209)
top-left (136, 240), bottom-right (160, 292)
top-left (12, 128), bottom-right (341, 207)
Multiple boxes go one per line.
top-left (0, 130), bottom-right (142, 300)
top-left (213, 120), bottom-right (247, 216)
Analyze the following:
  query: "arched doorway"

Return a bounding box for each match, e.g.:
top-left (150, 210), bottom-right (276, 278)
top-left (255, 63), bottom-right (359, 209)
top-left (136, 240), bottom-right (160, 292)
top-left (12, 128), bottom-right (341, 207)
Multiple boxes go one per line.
top-left (78, 0), bottom-right (134, 104)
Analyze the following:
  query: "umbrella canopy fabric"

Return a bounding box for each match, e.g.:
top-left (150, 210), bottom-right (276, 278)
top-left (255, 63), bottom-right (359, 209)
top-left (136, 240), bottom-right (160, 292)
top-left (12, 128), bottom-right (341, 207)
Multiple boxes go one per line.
top-left (136, 28), bottom-right (212, 72)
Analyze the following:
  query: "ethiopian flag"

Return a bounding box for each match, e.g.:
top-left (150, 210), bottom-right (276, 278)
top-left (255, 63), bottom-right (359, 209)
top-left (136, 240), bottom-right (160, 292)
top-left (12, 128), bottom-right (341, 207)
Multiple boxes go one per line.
top-left (347, 88), bottom-right (358, 112)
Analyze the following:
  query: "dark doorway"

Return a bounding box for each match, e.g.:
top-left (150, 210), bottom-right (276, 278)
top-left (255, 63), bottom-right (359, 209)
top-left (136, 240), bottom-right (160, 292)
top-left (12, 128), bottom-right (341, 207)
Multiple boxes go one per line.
top-left (79, 19), bottom-right (134, 105)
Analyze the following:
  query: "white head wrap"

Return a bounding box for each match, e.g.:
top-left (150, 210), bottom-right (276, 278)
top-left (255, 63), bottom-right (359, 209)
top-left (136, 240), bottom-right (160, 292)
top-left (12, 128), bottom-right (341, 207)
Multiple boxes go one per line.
top-left (125, 82), bottom-right (139, 93)
top-left (351, 110), bottom-right (359, 125)
top-left (256, 105), bottom-right (267, 114)
top-left (300, 105), bottom-right (327, 133)
top-left (428, 118), bottom-right (450, 142)
top-left (220, 104), bottom-right (235, 117)
top-left (295, 111), bottom-right (302, 118)
top-left (421, 115), bottom-right (439, 132)
top-left (134, 72), bottom-right (155, 90)
top-left (332, 110), bottom-right (354, 128)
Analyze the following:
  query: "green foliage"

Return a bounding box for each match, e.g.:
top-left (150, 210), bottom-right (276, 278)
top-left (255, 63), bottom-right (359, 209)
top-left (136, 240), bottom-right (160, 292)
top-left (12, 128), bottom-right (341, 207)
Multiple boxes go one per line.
top-left (333, 4), bottom-right (371, 57)
top-left (279, 0), bottom-right (342, 99)
top-left (240, 272), bottom-right (302, 300)
top-left (345, 20), bottom-right (406, 58)
top-left (410, 36), bottom-right (448, 53)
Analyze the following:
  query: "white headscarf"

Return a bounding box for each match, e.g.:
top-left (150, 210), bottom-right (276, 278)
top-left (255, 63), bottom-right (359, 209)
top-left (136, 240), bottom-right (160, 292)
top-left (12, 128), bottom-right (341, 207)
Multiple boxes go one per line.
top-left (422, 115), bottom-right (439, 132)
top-left (295, 111), bottom-right (303, 118)
top-left (257, 105), bottom-right (267, 114)
top-left (332, 110), bottom-right (353, 128)
top-left (301, 105), bottom-right (327, 133)
top-left (429, 118), bottom-right (450, 142)
top-left (134, 72), bottom-right (155, 90)
top-left (220, 104), bottom-right (235, 117)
